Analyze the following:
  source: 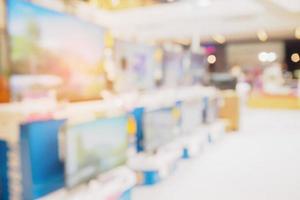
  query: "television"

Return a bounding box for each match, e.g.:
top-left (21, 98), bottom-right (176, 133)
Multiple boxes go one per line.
top-left (114, 41), bottom-right (158, 91)
top-left (7, 0), bottom-right (106, 101)
top-left (190, 53), bottom-right (207, 84)
top-left (180, 99), bottom-right (203, 135)
top-left (142, 106), bottom-right (181, 153)
top-left (162, 51), bottom-right (184, 87)
top-left (65, 116), bottom-right (128, 188)
top-left (202, 96), bottom-right (219, 124)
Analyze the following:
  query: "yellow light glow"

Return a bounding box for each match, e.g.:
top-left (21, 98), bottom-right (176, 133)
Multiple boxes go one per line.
top-left (257, 30), bottom-right (268, 42)
top-left (291, 53), bottom-right (300, 63)
top-left (295, 27), bottom-right (300, 40)
top-left (212, 34), bottom-right (226, 44)
top-left (207, 55), bottom-right (216, 64)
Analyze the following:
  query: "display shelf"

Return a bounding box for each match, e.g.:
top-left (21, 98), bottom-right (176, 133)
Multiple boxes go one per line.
top-left (40, 166), bottom-right (136, 200)
top-left (128, 149), bottom-right (179, 185)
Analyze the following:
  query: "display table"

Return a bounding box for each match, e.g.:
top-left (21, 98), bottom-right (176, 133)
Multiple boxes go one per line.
top-left (0, 86), bottom-right (220, 199)
top-left (247, 92), bottom-right (300, 110)
top-left (0, 100), bottom-right (134, 200)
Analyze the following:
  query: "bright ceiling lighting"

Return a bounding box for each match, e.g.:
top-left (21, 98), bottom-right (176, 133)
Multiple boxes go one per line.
top-left (212, 34), bottom-right (226, 44)
top-left (207, 55), bottom-right (216, 64)
top-left (295, 27), bottom-right (300, 40)
top-left (291, 53), bottom-right (300, 63)
top-left (258, 52), bottom-right (277, 63)
top-left (197, 0), bottom-right (211, 7)
top-left (268, 52), bottom-right (277, 62)
top-left (257, 30), bottom-right (268, 42)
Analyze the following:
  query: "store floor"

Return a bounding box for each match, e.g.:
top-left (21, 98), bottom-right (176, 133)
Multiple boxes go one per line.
top-left (132, 108), bottom-right (300, 200)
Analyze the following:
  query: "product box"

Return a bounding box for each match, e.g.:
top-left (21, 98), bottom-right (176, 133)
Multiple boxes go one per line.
top-left (219, 90), bottom-right (240, 131)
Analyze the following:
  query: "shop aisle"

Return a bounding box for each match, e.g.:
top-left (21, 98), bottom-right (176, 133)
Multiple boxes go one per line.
top-left (132, 108), bottom-right (300, 200)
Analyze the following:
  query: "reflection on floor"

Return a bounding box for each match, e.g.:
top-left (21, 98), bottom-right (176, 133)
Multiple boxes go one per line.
top-left (132, 108), bottom-right (300, 200)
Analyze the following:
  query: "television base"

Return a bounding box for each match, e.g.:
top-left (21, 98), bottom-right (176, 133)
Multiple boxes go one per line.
top-left (208, 120), bottom-right (226, 144)
top-left (180, 130), bottom-right (208, 159)
top-left (128, 149), bottom-right (180, 185)
top-left (40, 166), bottom-right (136, 200)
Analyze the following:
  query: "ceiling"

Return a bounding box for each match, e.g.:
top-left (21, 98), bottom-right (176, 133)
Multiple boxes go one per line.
top-left (31, 0), bottom-right (300, 42)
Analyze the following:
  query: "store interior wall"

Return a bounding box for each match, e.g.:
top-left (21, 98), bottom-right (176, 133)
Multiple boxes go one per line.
top-left (214, 44), bottom-right (227, 72)
top-left (226, 41), bottom-right (285, 70)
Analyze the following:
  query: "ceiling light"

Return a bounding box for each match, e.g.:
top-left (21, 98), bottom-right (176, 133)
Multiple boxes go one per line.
top-left (258, 52), bottom-right (277, 63)
top-left (212, 34), bottom-right (226, 44)
top-left (258, 52), bottom-right (268, 62)
top-left (207, 55), bottom-right (216, 64)
top-left (197, 0), bottom-right (211, 7)
top-left (257, 30), bottom-right (268, 42)
top-left (291, 53), bottom-right (300, 63)
top-left (295, 27), bottom-right (300, 40)
top-left (268, 52), bottom-right (277, 62)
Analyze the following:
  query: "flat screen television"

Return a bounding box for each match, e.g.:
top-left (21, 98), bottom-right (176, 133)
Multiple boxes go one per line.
top-left (190, 53), bottom-right (207, 83)
top-left (7, 0), bottom-right (106, 101)
top-left (162, 51), bottom-right (184, 87)
top-left (65, 116), bottom-right (128, 188)
top-left (181, 99), bottom-right (203, 135)
top-left (114, 41), bottom-right (157, 91)
top-left (142, 106), bottom-right (181, 153)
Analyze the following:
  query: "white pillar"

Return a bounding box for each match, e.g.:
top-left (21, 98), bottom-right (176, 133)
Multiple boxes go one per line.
top-left (191, 32), bottom-right (200, 53)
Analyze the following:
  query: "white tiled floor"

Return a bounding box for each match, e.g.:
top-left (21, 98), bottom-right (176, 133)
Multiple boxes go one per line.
top-left (132, 108), bottom-right (300, 200)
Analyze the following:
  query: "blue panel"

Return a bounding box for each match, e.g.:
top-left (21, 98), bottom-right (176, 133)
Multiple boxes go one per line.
top-left (182, 148), bottom-right (190, 159)
top-left (20, 119), bottom-right (66, 199)
top-left (143, 171), bottom-right (160, 185)
top-left (0, 140), bottom-right (9, 200)
top-left (132, 107), bottom-right (145, 153)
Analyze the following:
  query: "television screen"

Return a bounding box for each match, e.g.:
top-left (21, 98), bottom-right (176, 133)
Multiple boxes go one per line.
top-left (7, 0), bottom-right (106, 101)
top-left (162, 51), bottom-right (184, 87)
top-left (65, 116), bottom-right (128, 188)
top-left (190, 53), bottom-right (207, 83)
top-left (178, 52), bottom-right (207, 86)
top-left (181, 100), bottom-right (203, 135)
top-left (143, 106), bottom-right (181, 152)
top-left (114, 41), bottom-right (158, 91)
